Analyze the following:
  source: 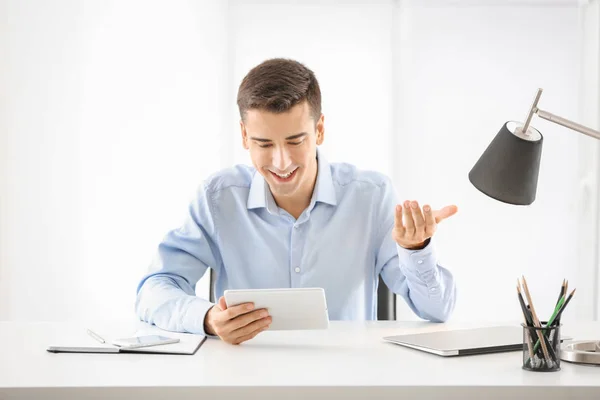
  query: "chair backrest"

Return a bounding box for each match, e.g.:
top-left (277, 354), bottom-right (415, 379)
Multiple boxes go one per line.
top-left (208, 270), bottom-right (396, 321)
top-left (209, 268), bottom-right (216, 303)
top-left (377, 276), bottom-right (396, 321)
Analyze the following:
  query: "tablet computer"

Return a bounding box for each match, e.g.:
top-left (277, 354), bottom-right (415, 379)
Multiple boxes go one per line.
top-left (224, 287), bottom-right (329, 331)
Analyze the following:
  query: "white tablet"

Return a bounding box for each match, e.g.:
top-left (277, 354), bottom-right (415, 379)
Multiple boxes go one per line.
top-left (224, 287), bottom-right (329, 331)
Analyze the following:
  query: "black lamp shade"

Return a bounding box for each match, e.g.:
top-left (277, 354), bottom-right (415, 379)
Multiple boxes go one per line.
top-left (469, 121), bottom-right (543, 205)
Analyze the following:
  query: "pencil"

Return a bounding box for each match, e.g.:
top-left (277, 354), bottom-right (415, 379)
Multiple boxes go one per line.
top-left (555, 288), bottom-right (576, 324)
top-left (521, 276), bottom-right (553, 365)
top-left (518, 284), bottom-right (535, 363)
top-left (532, 294), bottom-right (564, 354)
top-left (556, 279), bottom-right (565, 306)
top-left (517, 282), bottom-right (533, 326)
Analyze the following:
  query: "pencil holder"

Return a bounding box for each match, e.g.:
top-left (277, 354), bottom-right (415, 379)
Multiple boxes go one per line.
top-left (522, 321), bottom-right (561, 372)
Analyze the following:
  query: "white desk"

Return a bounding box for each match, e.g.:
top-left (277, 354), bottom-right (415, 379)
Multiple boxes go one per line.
top-left (1, 320), bottom-right (599, 399)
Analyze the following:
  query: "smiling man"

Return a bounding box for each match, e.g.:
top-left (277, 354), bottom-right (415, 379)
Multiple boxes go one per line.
top-left (135, 58), bottom-right (458, 345)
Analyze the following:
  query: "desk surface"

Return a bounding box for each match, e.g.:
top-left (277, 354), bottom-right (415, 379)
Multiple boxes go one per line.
top-left (1, 320), bottom-right (600, 399)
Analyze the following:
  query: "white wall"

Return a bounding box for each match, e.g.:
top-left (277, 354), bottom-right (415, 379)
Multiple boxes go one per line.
top-left (229, 0), bottom-right (394, 177)
top-left (579, 0), bottom-right (600, 319)
top-left (1, 0), bottom-right (88, 321)
top-left (0, 0), bottom-right (8, 319)
top-left (1, 0), bottom-right (598, 325)
top-left (394, 0), bottom-right (591, 323)
top-left (0, 0), bottom-right (228, 321)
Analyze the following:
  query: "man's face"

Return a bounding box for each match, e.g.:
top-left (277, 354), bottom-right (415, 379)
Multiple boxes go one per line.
top-left (241, 101), bottom-right (324, 201)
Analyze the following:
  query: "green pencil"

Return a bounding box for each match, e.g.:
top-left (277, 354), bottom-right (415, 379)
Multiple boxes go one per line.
top-left (533, 295), bottom-right (565, 353)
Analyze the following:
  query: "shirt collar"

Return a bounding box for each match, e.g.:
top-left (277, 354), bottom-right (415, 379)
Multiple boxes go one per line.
top-left (312, 149), bottom-right (337, 207)
top-left (246, 148), bottom-right (337, 212)
top-left (247, 169), bottom-right (279, 214)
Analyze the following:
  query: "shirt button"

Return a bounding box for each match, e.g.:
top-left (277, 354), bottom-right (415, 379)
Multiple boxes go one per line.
top-left (417, 260), bottom-right (424, 264)
top-left (294, 267), bottom-right (301, 273)
top-left (294, 225), bottom-right (299, 229)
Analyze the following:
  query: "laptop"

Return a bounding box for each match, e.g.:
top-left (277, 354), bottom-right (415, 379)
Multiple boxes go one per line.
top-left (383, 326), bottom-right (571, 357)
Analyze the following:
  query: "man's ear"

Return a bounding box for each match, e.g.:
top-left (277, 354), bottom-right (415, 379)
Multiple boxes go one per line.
top-left (315, 114), bottom-right (325, 145)
top-left (240, 121), bottom-right (249, 150)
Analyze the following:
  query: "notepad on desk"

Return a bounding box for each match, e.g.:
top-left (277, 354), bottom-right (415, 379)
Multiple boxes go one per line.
top-left (46, 326), bottom-right (206, 355)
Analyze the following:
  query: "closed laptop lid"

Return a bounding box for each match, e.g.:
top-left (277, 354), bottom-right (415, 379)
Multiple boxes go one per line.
top-left (383, 326), bottom-right (527, 356)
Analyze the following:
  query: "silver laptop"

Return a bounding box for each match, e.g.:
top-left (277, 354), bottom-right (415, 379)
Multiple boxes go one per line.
top-left (383, 326), bottom-right (570, 357)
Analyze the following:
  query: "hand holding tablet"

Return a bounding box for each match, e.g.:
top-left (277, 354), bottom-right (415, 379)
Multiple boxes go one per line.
top-left (205, 287), bottom-right (329, 345)
top-left (224, 287), bottom-right (329, 331)
top-left (204, 296), bottom-right (272, 345)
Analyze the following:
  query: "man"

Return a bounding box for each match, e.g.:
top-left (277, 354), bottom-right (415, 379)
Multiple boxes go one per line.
top-left (136, 58), bottom-right (458, 345)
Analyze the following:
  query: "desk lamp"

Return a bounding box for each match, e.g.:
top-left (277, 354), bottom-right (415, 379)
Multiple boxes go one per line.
top-left (469, 88), bottom-right (600, 205)
top-left (468, 88), bottom-right (600, 365)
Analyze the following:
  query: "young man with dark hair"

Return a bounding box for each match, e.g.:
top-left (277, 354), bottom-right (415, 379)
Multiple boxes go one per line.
top-left (136, 58), bottom-right (458, 345)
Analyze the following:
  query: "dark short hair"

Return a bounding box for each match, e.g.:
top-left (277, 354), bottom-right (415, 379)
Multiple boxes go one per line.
top-left (237, 58), bottom-right (322, 124)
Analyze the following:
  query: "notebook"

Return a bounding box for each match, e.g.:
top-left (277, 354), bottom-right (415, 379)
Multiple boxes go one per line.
top-left (383, 325), bottom-right (571, 357)
top-left (46, 326), bottom-right (206, 355)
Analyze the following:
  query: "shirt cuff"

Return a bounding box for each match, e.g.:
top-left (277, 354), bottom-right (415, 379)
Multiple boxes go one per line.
top-left (396, 238), bottom-right (438, 274)
top-left (396, 239), bottom-right (444, 300)
top-left (181, 296), bottom-right (216, 336)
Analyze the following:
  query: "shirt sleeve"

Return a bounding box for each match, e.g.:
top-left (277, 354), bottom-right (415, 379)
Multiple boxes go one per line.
top-left (135, 183), bottom-right (222, 335)
top-left (374, 178), bottom-right (457, 322)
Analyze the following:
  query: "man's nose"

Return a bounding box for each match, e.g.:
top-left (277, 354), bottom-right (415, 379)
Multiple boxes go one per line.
top-left (272, 147), bottom-right (292, 171)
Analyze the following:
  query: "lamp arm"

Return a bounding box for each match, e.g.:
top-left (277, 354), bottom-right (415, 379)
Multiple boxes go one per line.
top-left (536, 108), bottom-right (600, 141)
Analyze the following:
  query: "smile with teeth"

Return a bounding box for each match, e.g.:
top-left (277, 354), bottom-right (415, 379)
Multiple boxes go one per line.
top-left (270, 168), bottom-right (298, 180)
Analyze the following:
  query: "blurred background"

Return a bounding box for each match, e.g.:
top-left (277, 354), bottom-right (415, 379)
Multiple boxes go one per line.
top-left (1, 0), bottom-right (599, 325)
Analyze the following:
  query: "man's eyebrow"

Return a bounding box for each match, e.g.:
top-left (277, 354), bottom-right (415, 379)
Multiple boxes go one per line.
top-left (249, 137), bottom-right (272, 143)
top-left (249, 132), bottom-right (308, 142)
top-left (285, 132), bottom-right (307, 140)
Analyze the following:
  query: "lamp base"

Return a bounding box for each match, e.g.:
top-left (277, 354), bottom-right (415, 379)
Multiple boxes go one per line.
top-left (561, 340), bottom-right (600, 365)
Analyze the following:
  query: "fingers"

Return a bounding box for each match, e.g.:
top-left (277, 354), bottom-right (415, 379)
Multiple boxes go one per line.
top-left (402, 200), bottom-right (415, 236)
top-left (230, 314), bottom-right (272, 340)
top-left (423, 204), bottom-right (435, 236)
top-left (226, 308), bottom-right (270, 332)
top-left (233, 324), bottom-right (270, 345)
top-left (434, 205), bottom-right (459, 224)
top-left (209, 298), bottom-right (272, 344)
top-left (394, 205), bottom-right (405, 237)
top-left (223, 302), bottom-right (255, 321)
top-left (218, 296), bottom-right (227, 310)
top-left (410, 201), bottom-right (425, 231)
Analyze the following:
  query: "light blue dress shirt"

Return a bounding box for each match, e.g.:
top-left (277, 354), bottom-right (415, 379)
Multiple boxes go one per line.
top-left (136, 150), bottom-right (456, 335)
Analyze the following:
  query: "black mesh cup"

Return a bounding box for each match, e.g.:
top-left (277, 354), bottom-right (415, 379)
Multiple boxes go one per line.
top-left (522, 321), bottom-right (561, 372)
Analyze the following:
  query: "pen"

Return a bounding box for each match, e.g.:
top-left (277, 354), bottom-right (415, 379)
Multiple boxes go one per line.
top-left (87, 329), bottom-right (106, 344)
